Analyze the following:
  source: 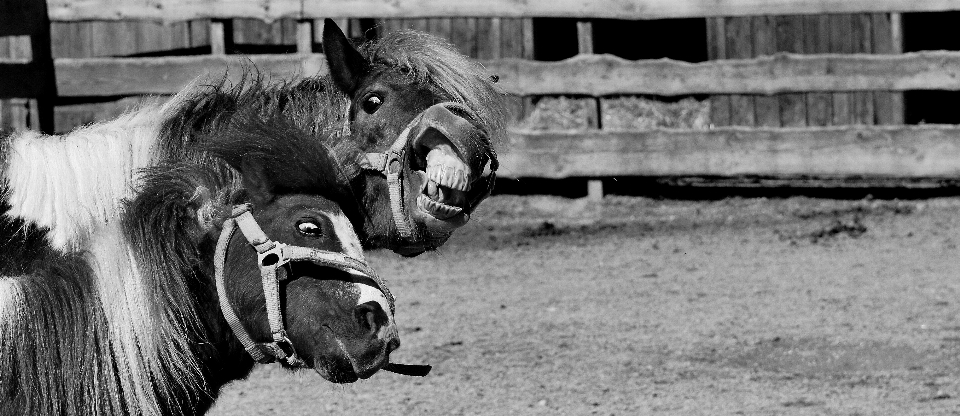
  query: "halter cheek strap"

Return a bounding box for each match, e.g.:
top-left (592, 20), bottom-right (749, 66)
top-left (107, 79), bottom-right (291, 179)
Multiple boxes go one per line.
top-left (358, 120), bottom-right (417, 240)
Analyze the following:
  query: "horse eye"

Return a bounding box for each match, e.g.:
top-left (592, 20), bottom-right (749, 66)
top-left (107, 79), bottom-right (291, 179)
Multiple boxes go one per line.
top-left (296, 220), bottom-right (323, 238)
top-left (362, 94), bottom-right (383, 114)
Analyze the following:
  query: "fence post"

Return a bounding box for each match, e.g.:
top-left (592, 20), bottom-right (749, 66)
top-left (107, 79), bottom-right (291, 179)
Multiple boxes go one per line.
top-left (576, 20), bottom-right (603, 201)
top-left (296, 20), bottom-right (312, 53)
top-left (210, 20), bottom-right (228, 55)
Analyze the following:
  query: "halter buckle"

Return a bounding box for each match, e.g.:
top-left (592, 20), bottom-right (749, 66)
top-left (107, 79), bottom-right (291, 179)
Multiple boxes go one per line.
top-left (258, 242), bottom-right (289, 269)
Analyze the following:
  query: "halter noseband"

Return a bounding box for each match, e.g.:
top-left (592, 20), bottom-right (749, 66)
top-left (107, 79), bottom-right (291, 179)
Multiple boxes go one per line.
top-left (214, 203), bottom-right (391, 367)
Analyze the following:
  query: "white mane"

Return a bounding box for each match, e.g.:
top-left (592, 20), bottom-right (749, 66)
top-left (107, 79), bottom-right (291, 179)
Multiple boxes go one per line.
top-left (3, 108), bottom-right (162, 251)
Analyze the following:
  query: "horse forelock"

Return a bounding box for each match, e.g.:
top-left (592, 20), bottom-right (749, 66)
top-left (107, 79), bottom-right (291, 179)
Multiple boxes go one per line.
top-left (2, 108), bottom-right (163, 252)
top-left (362, 30), bottom-right (509, 148)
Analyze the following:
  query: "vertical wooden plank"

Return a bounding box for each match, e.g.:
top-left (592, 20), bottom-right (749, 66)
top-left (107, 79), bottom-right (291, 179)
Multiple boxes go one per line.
top-left (706, 17), bottom-right (731, 127)
top-left (11, 99), bottom-right (30, 131)
top-left (851, 14), bottom-right (874, 125)
top-left (134, 21), bottom-right (168, 54)
top-left (428, 18), bottom-right (452, 41)
top-left (727, 17), bottom-right (755, 127)
top-left (803, 14), bottom-right (831, 126)
top-left (753, 16), bottom-right (779, 127)
top-left (296, 20), bottom-right (312, 53)
top-left (521, 18), bottom-right (536, 120)
top-left (168, 21), bottom-right (191, 51)
top-left (576, 21), bottom-right (594, 54)
top-left (280, 18), bottom-right (297, 45)
top-left (829, 14), bottom-right (853, 126)
top-left (189, 19), bottom-right (211, 48)
top-left (500, 18), bottom-right (526, 124)
top-left (576, 19), bottom-right (601, 197)
top-left (521, 18), bottom-right (534, 60)
top-left (210, 21), bottom-right (226, 55)
top-left (776, 15), bottom-right (807, 127)
top-left (587, 179), bottom-right (603, 201)
top-left (50, 22), bottom-right (91, 58)
top-left (872, 12), bottom-right (895, 125)
top-left (476, 18), bottom-right (494, 60)
top-left (889, 13), bottom-right (905, 124)
top-left (450, 17), bottom-right (477, 58)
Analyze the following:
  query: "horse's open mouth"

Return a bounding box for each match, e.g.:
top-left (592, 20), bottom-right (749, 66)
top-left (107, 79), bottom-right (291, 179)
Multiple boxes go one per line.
top-left (416, 169), bottom-right (468, 221)
top-left (409, 102), bottom-right (493, 225)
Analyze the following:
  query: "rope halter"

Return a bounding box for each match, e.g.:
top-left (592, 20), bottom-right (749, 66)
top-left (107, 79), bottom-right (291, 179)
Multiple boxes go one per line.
top-left (214, 203), bottom-right (392, 367)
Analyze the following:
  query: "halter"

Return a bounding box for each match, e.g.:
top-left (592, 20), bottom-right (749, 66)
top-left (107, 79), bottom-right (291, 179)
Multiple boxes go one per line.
top-left (214, 203), bottom-right (392, 367)
top-left (357, 102), bottom-right (498, 242)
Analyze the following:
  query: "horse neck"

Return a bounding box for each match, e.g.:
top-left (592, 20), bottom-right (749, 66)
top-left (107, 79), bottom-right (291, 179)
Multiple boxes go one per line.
top-left (0, 240), bottom-right (255, 416)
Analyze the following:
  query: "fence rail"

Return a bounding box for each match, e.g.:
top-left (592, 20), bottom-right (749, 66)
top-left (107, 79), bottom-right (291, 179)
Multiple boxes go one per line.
top-left (48, 51), bottom-right (960, 97)
top-left (502, 126), bottom-right (960, 178)
top-left (5, 1), bottom-right (960, 191)
top-left (45, 0), bottom-right (960, 21)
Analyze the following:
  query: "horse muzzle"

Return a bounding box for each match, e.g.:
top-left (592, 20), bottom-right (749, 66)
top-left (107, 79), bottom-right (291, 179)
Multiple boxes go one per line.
top-left (408, 102), bottom-right (496, 229)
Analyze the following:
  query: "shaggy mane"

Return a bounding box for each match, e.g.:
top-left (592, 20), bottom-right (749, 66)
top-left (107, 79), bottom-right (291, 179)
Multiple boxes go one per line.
top-left (362, 29), bottom-right (508, 161)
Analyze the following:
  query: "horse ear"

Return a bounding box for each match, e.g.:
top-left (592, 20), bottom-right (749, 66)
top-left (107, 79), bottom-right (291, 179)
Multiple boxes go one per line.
top-left (239, 156), bottom-right (276, 207)
top-left (322, 18), bottom-right (367, 94)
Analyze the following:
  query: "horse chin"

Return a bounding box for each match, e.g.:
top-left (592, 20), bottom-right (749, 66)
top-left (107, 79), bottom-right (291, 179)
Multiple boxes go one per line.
top-left (308, 325), bottom-right (391, 383)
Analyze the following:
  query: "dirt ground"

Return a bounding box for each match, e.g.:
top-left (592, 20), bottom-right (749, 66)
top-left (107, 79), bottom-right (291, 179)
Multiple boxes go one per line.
top-left (207, 194), bottom-right (960, 415)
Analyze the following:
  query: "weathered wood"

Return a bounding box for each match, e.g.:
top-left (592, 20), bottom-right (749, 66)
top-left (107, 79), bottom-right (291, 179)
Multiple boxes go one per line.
top-left (46, 0), bottom-right (960, 22)
top-left (296, 20), bottom-right (312, 53)
top-left (483, 51), bottom-right (960, 97)
top-left (888, 13), bottom-right (906, 124)
top-left (872, 12), bottom-right (897, 125)
top-left (51, 51), bottom-right (960, 98)
top-left (829, 14), bottom-right (853, 125)
top-left (851, 13), bottom-right (874, 125)
top-left (54, 54), bottom-right (328, 96)
top-left (706, 17), bottom-right (730, 127)
top-left (753, 15), bottom-right (780, 127)
top-left (576, 21), bottom-right (600, 129)
top-left (501, 126), bottom-right (960, 178)
top-left (727, 17), bottom-right (755, 126)
top-left (776, 15), bottom-right (806, 127)
top-left (803, 14), bottom-right (831, 126)
top-left (210, 21), bottom-right (226, 54)
top-left (450, 18), bottom-right (477, 58)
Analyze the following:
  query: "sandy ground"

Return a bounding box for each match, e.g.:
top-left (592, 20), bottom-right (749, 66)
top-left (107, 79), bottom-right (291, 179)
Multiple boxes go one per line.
top-left (207, 195), bottom-right (960, 415)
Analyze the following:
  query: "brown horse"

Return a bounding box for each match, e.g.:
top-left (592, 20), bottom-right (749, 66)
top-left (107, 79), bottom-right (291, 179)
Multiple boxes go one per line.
top-left (0, 129), bottom-right (406, 416)
top-left (1, 19), bottom-right (507, 259)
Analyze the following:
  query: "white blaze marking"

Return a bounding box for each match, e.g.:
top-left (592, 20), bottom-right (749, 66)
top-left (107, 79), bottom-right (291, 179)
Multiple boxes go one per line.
top-left (327, 211), bottom-right (365, 261)
top-left (325, 211), bottom-right (395, 324)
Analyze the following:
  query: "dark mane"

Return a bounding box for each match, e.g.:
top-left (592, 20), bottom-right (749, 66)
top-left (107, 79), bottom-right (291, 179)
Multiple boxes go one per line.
top-left (0, 256), bottom-right (119, 416)
top-left (361, 30), bottom-right (508, 147)
top-left (154, 72), bottom-right (351, 168)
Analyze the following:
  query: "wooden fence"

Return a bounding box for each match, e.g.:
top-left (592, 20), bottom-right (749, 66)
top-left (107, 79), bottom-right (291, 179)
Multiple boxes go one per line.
top-left (5, 0), bottom-right (960, 197)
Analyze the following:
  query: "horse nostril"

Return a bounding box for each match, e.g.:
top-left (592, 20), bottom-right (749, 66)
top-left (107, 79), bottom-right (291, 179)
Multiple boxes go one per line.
top-left (386, 336), bottom-right (400, 353)
top-left (354, 302), bottom-right (389, 337)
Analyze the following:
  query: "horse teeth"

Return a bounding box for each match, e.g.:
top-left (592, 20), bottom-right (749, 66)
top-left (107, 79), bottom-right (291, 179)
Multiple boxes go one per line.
top-left (425, 149), bottom-right (470, 192)
top-left (426, 179), bottom-right (439, 199)
top-left (417, 194), bottom-right (461, 220)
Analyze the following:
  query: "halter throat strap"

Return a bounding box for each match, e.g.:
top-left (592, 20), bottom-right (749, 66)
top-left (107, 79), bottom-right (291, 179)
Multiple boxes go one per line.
top-left (214, 204), bottom-right (388, 367)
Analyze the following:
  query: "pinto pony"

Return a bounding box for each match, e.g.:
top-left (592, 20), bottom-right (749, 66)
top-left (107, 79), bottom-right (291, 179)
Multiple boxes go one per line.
top-left (0, 119), bottom-right (407, 416)
top-left (2, 19), bottom-right (506, 258)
